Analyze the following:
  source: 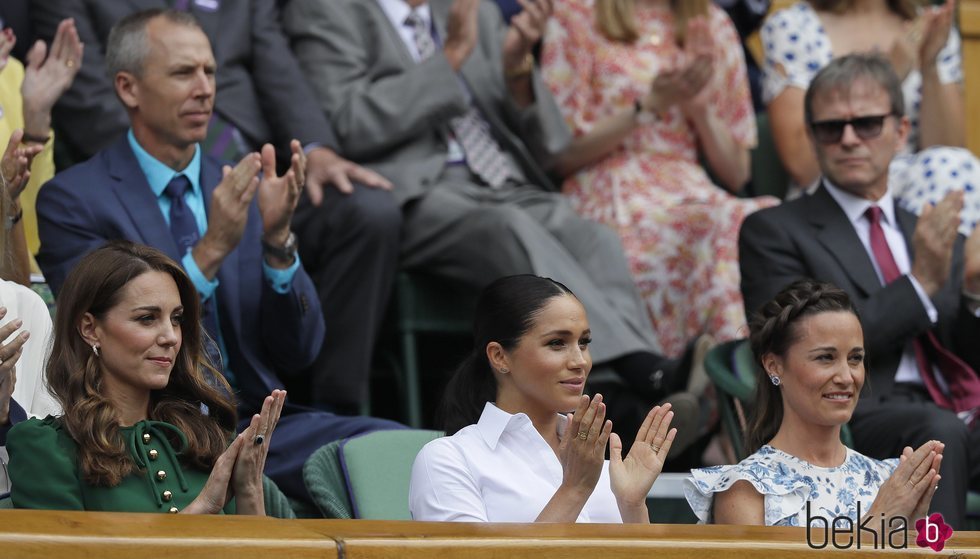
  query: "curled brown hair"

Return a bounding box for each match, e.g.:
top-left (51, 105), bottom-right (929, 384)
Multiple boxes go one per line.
top-left (744, 279), bottom-right (860, 453)
top-left (595, 0), bottom-right (709, 45)
top-left (46, 241), bottom-right (236, 486)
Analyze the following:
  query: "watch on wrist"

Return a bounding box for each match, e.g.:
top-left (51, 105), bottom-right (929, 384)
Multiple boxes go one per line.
top-left (261, 231), bottom-right (298, 262)
top-left (504, 53), bottom-right (534, 80)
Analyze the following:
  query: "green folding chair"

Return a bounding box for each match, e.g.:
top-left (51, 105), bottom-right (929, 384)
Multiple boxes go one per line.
top-left (339, 429), bottom-right (444, 520)
top-left (302, 439), bottom-right (355, 519)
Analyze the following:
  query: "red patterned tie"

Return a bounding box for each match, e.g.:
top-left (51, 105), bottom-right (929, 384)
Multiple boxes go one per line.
top-left (866, 206), bottom-right (980, 415)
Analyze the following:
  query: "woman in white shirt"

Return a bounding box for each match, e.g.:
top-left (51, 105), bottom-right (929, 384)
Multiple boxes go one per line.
top-left (409, 274), bottom-right (676, 522)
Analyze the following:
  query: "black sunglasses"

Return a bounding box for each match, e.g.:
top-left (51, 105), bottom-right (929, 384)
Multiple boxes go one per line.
top-left (809, 114), bottom-right (897, 144)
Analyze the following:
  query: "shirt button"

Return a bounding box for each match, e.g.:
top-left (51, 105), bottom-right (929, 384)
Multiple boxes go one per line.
top-left (143, 433), bottom-right (151, 444)
top-left (169, 506), bottom-right (179, 513)
top-left (162, 490), bottom-right (173, 502)
top-left (157, 470), bottom-right (167, 481)
top-left (148, 449), bottom-right (159, 461)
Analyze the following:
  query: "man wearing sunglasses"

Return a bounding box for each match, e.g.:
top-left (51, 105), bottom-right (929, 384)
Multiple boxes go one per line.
top-left (738, 53), bottom-right (980, 529)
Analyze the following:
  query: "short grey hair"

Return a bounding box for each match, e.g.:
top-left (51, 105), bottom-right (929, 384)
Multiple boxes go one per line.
top-left (804, 53), bottom-right (905, 124)
top-left (106, 9), bottom-right (203, 78)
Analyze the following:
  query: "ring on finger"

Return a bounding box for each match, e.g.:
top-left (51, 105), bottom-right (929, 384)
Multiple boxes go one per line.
top-left (650, 443), bottom-right (661, 453)
top-left (253, 434), bottom-right (266, 446)
top-left (577, 430), bottom-right (588, 440)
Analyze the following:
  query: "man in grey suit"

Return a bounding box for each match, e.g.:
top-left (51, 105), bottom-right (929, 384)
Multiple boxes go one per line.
top-left (283, 0), bottom-right (704, 449)
top-left (32, 0), bottom-right (401, 414)
top-left (739, 54), bottom-right (980, 527)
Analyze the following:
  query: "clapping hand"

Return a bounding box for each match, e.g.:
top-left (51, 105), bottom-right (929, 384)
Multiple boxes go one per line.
top-left (919, 0), bottom-right (955, 72)
top-left (643, 17), bottom-right (714, 118)
top-left (911, 190), bottom-right (962, 297)
top-left (503, 0), bottom-right (553, 68)
top-left (557, 394), bottom-right (611, 498)
top-left (230, 389), bottom-right (286, 515)
top-left (609, 403), bottom-right (676, 522)
top-left (20, 18), bottom-right (84, 141)
top-left (257, 142), bottom-right (302, 247)
top-left (867, 440), bottom-right (943, 521)
top-left (0, 307), bottom-right (30, 425)
top-left (1, 129), bottom-right (44, 199)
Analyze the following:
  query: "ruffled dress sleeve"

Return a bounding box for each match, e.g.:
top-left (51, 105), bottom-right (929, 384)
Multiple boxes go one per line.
top-left (685, 449), bottom-right (814, 526)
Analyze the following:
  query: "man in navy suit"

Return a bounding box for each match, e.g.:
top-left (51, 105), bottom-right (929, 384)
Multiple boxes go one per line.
top-left (35, 9), bottom-right (401, 504)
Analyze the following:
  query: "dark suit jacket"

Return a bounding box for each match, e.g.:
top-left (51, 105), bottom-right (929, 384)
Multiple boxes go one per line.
top-left (739, 184), bottom-right (980, 402)
top-left (35, 136), bottom-right (326, 413)
top-left (283, 0), bottom-right (571, 206)
top-left (30, 0), bottom-right (338, 159)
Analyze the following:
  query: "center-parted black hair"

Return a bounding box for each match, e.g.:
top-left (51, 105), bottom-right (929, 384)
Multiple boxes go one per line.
top-left (438, 275), bottom-right (576, 435)
top-left (745, 279), bottom-right (861, 453)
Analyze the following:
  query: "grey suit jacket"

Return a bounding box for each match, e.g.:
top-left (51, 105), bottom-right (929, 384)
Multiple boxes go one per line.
top-left (283, 0), bottom-right (571, 206)
top-left (739, 184), bottom-right (980, 401)
top-left (31, 0), bottom-right (338, 158)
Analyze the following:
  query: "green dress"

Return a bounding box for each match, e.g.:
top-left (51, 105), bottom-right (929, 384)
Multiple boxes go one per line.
top-left (7, 416), bottom-right (234, 513)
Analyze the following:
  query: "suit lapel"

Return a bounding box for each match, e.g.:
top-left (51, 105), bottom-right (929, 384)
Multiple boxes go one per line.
top-left (199, 158), bottom-right (242, 335)
top-left (106, 137), bottom-right (184, 263)
top-left (809, 185), bottom-right (883, 297)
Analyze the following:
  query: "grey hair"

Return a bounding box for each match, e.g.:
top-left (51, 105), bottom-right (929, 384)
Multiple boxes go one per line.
top-left (105, 9), bottom-right (203, 78)
top-left (804, 53), bottom-right (906, 125)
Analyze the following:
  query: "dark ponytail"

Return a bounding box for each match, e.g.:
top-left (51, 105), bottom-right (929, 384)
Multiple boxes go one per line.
top-left (745, 279), bottom-right (860, 453)
top-left (438, 275), bottom-right (575, 435)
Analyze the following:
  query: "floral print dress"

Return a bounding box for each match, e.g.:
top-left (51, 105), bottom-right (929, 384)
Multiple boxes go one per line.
top-left (762, 2), bottom-right (980, 234)
top-left (685, 445), bottom-right (899, 526)
top-left (542, 1), bottom-right (777, 356)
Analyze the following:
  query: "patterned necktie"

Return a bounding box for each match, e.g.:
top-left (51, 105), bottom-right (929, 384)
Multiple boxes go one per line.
top-left (164, 175), bottom-right (222, 368)
top-left (866, 206), bottom-right (980, 415)
top-left (405, 11), bottom-right (515, 188)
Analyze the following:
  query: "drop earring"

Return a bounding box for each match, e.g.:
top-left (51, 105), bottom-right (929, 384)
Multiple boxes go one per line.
top-left (92, 344), bottom-right (100, 357)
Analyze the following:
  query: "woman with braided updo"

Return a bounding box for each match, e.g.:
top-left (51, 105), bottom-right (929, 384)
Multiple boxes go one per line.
top-left (685, 280), bottom-right (944, 526)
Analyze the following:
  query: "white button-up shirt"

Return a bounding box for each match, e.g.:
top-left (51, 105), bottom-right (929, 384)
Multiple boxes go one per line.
top-left (409, 402), bottom-right (623, 522)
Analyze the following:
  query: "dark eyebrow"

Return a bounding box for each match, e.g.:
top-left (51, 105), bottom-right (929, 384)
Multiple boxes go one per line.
top-left (131, 306), bottom-right (161, 313)
top-left (539, 329), bottom-right (591, 338)
top-left (807, 346), bottom-right (838, 353)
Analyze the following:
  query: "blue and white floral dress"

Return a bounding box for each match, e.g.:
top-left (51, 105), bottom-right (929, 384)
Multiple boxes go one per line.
top-left (684, 445), bottom-right (899, 526)
top-left (761, 2), bottom-right (980, 234)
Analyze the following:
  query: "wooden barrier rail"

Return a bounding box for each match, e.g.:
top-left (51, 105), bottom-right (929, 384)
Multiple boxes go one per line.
top-left (1, 510), bottom-right (979, 559)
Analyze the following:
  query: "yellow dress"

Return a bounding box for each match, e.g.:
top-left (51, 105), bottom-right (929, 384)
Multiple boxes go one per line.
top-left (0, 57), bottom-right (56, 272)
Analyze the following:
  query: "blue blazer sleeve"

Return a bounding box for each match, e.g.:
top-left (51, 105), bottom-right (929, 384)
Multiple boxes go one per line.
top-left (258, 263), bottom-right (325, 373)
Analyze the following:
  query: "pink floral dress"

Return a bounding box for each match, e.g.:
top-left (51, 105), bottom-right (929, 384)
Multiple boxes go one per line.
top-left (541, 0), bottom-right (778, 356)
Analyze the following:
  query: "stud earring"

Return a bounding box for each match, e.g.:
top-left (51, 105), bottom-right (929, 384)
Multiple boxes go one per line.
top-left (770, 375), bottom-right (780, 386)
top-left (92, 344), bottom-right (100, 357)
top-left (499, 368), bottom-right (509, 374)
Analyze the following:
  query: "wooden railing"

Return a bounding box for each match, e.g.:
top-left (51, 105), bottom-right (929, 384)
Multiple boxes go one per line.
top-left (1, 510), bottom-right (978, 559)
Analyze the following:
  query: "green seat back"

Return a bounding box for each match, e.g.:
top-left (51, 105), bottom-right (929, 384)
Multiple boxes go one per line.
top-left (340, 429), bottom-right (443, 520)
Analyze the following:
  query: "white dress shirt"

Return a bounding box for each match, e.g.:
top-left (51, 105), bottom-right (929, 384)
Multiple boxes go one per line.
top-left (823, 181), bottom-right (944, 389)
top-left (409, 402), bottom-right (623, 522)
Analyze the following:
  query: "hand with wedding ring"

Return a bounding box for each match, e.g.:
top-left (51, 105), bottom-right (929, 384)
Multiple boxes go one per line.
top-left (229, 389), bottom-right (286, 515)
top-left (20, 18), bottom-right (84, 144)
top-left (0, 307), bottom-right (30, 425)
top-left (556, 394), bottom-right (611, 500)
top-left (866, 440), bottom-right (943, 522)
top-left (608, 403), bottom-right (676, 523)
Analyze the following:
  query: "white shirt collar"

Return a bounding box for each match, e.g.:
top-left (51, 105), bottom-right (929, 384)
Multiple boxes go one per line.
top-left (475, 402), bottom-right (567, 451)
top-left (376, 0), bottom-right (431, 31)
top-left (822, 179), bottom-right (898, 228)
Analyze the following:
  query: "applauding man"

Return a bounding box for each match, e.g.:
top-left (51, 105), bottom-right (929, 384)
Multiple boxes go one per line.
top-left (35, 10), bottom-right (401, 505)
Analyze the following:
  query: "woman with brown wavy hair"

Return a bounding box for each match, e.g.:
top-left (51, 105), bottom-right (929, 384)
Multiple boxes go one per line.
top-left (6, 241), bottom-right (284, 514)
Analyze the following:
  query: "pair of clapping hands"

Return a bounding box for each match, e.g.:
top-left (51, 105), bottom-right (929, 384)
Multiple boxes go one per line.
top-left (640, 17), bottom-right (715, 119)
top-left (558, 393), bottom-right (676, 522)
top-left (184, 389), bottom-right (286, 515)
top-left (868, 440), bottom-right (944, 522)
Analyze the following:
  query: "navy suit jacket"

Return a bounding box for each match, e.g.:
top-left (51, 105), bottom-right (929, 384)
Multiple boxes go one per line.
top-left (36, 136), bottom-right (326, 414)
